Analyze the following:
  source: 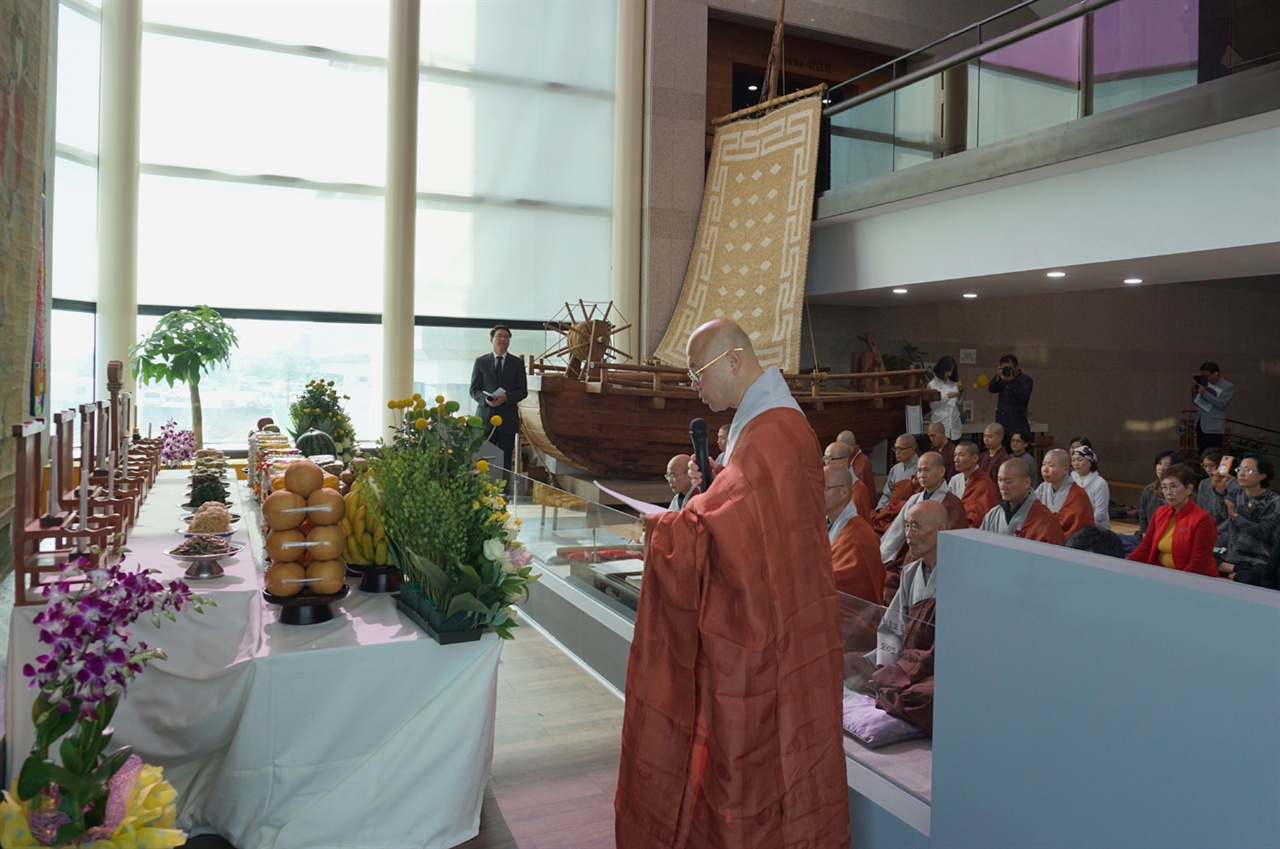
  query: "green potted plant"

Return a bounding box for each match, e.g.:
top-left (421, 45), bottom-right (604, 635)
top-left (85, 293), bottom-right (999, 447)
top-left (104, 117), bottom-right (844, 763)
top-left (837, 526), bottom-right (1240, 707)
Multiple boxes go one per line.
top-left (362, 394), bottom-right (539, 642)
top-left (128, 305), bottom-right (239, 450)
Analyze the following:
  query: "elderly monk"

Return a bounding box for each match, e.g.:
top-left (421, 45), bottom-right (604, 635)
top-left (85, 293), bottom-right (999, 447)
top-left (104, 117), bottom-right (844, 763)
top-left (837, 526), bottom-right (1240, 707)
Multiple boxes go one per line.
top-left (978, 423), bottom-right (1009, 484)
top-left (824, 441), bottom-right (874, 519)
top-left (926, 421), bottom-right (957, 479)
top-left (838, 429), bottom-right (877, 498)
top-left (825, 465), bottom-right (884, 603)
top-left (878, 452), bottom-right (967, 602)
top-left (980, 458), bottom-right (1066, 545)
top-left (714, 424), bottom-right (730, 465)
top-left (868, 501), bottom-right (946, 733)
top-left (665, 454), bottom-right (695, 511)
top-left (1035, 448), bottom-right (1095, 538)
top-left (872, 434), bottom-right (921, 532)
top-left (947, 440), bottom-right (1000, 528)
top-left (616, 319), bottom-right (849, 849)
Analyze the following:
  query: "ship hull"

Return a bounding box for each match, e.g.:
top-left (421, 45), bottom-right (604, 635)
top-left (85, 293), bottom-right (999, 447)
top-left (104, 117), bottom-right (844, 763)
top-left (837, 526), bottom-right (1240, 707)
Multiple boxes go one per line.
top-left (520, 374), bottom-right (925, 479)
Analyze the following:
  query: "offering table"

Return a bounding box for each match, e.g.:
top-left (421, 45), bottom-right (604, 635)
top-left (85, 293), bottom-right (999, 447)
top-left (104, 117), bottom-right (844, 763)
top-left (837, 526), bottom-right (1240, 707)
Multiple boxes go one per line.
top-left (5, 471), bottom-right (501, 849)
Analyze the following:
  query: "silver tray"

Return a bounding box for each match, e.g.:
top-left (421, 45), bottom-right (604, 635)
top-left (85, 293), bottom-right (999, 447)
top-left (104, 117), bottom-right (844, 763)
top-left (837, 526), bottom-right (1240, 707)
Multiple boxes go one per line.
top-left (163, 541), bottom-right (244, 579)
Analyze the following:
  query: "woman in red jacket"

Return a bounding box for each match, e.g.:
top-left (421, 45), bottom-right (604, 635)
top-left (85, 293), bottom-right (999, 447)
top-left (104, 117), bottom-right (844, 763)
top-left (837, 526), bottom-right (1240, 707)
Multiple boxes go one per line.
top-left (1126, 464), bottom-right (1218, 577)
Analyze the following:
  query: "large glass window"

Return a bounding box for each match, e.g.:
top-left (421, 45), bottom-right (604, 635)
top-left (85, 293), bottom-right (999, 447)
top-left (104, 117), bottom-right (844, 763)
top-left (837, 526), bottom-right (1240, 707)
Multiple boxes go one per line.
top-left (48, 309), bottom-right (96, 421)
top-left (413, 325), bottom-right (547, 412)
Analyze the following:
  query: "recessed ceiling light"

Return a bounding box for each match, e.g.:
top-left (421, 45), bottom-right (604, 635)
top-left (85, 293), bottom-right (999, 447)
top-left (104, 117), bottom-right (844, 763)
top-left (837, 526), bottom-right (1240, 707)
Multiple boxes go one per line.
top-left (1046, 271), bottom-right (1066, 278)
top-left (747, 84), bottom-right (758, 91)
top-left (963, 293), bottom-right (978, 299)
top-left (892, 288), bottom-right (908, 294)
top-left (1124, 277), bottom-right (1143, 284)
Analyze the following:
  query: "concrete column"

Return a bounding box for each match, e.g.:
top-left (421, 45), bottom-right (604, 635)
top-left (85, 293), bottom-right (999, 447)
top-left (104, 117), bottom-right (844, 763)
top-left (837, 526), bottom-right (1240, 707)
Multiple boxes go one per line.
top-left (382, 0), bottom-right (420, 432)
top-left (611, 0), bottom-right (645, 360)
top-left (95, 0), bottom-right (142, 398)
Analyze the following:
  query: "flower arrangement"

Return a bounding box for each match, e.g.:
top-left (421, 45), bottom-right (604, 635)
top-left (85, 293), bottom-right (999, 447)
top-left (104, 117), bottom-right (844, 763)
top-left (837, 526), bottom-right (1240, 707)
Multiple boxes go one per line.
top-left (363, 394), bottom-right (538, 640)
top-left (6, 556), bottom-right (212, 848)
top-left (157, 420), bottom-right (194, 469)
top-left (289, 379), bottom-right (357, 463)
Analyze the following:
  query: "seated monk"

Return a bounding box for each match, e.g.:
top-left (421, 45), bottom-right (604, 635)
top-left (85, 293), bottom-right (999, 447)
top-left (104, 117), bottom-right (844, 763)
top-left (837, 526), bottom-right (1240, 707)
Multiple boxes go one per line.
top-left (1035, 448), bottom-right (1095, 538)
top-left (870, 500), bottom-right (948, 734)
top-left (946, 439), bottom-right (999, 528)
top-left (838, 430), bottom-right (877, 498)
top-left (980, 458), bottom-right (1066, 545)
top-left (824, 465), bottom-right (885, 603)
top-left (872, 434), bottom-right (921, 533)
top-left (824, 441), bottom-right (873, 518)
top-left (926, 421), bottom-right (956, 480)
top-left (879, 452), bottom-right (967, 604)
top-left (978, 422), bottom-right (1009, 484)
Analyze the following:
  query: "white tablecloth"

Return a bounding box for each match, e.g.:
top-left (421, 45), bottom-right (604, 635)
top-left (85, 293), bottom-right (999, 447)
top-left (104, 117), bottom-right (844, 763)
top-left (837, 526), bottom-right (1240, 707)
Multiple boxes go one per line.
top-left (6, 472), bottom-right (501, 849)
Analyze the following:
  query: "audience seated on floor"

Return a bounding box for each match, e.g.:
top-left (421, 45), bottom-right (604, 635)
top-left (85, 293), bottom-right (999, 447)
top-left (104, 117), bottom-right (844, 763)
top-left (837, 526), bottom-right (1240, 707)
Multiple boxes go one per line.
top-left (1036, 448), bottom-right (1096, 538)
top-left (1196, 447), bottom-right (1239, 529)
top-left (873, 434), bottom-right (920, 532)
top-left (947, 439), bottom-right (999, 528)
top-left (837, 429), bottom-right (877, 504)
top-left (1126, 463), bottom-right (1218, 578)
top-left (1069, 443), bottom-right (1112, 531)
top-left (824, 441), bottom-right (873, 518)
top-left (981, 458), bottom-right (1066, 545)
top-left (1217, 453), bottom-right (1280, 585)
top-left (1065, 526), bottom-right (1126, 558)
top-left (825, 465), bottom-right (885, 604)
top-left (978, 423), bottom-right (1009, 484)
top-left (1008, 428), bottom-right (1038, 487)
top-left (879, 452), bottom-right (966, 603)
top-left (926, 421), bottom-right (956, 479)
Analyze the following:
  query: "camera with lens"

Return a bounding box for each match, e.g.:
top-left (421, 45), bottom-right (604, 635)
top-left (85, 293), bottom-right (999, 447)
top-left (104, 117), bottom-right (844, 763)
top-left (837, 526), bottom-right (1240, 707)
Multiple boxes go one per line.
top-left (999, 366), bottom-right (1013, 378)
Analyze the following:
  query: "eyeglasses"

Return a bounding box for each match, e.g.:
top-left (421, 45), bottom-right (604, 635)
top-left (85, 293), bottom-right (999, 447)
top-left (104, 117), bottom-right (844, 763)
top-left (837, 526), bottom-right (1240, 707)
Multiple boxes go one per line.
top-left (822, 455), bottom-right (849, 464)
top-left (894, 445), bottom-right (914, 452)
top-left (1237, 467), bottom-right (1258, 476)
top-left (687, 348), bottom-right (743, 384)
top-left (664, 473), bottom-right (681, 481)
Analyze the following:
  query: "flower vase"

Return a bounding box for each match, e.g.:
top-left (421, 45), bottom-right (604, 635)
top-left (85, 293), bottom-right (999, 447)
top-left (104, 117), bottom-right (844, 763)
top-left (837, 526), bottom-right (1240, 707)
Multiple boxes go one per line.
top-left (393, 580), bottom-right (485, 644)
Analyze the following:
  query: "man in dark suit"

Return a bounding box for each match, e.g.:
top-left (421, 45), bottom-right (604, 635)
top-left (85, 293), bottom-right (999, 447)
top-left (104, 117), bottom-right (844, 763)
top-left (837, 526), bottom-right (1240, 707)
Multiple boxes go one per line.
top-left (469, 324), bottom-right (528, 482)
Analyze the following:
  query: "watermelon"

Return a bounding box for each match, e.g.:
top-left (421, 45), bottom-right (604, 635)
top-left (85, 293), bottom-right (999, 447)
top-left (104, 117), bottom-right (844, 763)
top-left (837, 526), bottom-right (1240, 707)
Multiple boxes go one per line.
top-left (296, 428), bottom-right (338, 457)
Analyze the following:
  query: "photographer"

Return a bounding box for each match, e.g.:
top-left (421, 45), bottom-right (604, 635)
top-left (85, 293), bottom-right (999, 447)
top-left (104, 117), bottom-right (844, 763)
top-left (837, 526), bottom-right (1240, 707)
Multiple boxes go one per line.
top-left (987, 354), bottom-right (1033, 445)
top-left (1190, 361), bottom-right (1233, 453)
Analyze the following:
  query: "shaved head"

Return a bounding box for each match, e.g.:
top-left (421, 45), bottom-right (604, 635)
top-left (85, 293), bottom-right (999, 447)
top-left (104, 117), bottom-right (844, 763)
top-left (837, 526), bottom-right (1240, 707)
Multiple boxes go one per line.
top-left (825, 465), bottom-right (853, 489)
top-left (927, 421), bottom-right (948, 449)
top-left (905, 500), bottom-right (949, 566)
top-left (917, 451), bottom-right (947, 491)
top-left (953, 439), bottom-right (980, 474)
top-left (824, 441), bottom-right (851, 467)
top-left (687, 319), bottom-right (764, 412)
top-left (997, 457), bottom-right (1033, 503)
top-left (1042, 448), bottom-right (1071, 486)
top-left (824, 464), bottom-right (853, 519)
top-left (837, 430), bottom-right (856, 447)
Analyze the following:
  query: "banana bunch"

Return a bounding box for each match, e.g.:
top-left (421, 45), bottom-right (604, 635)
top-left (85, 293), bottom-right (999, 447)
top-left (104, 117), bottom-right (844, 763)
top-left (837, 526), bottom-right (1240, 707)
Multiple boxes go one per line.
top-left (339, 483), bottom-right (389, 566)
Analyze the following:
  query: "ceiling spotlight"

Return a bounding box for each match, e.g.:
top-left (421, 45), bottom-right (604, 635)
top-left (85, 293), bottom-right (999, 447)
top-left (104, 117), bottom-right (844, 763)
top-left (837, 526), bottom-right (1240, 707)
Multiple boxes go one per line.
top-left (1046, 271), bottom-right (1066, 278)
top-left (963, 293), bottom-right (978, 299)
top-left (892, 288), bottom-right (908, 294)
top-left (1124, 277), bottom-right (1143, 284)
top-left (747, 84), bottom-right (758, 91)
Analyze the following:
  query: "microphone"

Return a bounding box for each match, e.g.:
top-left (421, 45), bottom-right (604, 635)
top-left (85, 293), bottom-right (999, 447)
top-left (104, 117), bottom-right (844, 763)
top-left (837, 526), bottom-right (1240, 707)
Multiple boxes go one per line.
top-left (690, 418), bottom-right (714, 490)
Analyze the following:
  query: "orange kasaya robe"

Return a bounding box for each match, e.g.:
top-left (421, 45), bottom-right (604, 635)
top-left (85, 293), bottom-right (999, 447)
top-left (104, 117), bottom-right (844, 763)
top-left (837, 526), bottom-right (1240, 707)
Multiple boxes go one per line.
top-left (960, 472), bottom-right (1000, 528)
top-left (1017, 500), bottom-right (1067, 546)
top-left (850, 478), bottom-right (874, 522)
top-left (1054, 483), bottom-right (1096, 538)
top-left (937, 441), bottom-right (956, 480)
top-left (616, 407), bottom-right (850, 849)
top-left (979, 447), bottom-right (1009, 484)
top-left (850, 448), bottom-right (876, 499)
top-left (871, 478), bottom-right (921, 534)
top-left (831, 513), bottom-right (884, 604)
top-left (871, 596), bottom-right (936, 734)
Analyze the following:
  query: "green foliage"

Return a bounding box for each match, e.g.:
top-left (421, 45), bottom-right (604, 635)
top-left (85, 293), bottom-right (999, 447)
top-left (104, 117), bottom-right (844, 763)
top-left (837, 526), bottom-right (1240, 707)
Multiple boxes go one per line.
top-left (127, 305), bottom-right (238, 389)
top-left (364, 395), bottom-right (538, 640)
top-left (881, 340), bottom-right (928, 372)
top-left (289, 379), bottom-right (357, 461)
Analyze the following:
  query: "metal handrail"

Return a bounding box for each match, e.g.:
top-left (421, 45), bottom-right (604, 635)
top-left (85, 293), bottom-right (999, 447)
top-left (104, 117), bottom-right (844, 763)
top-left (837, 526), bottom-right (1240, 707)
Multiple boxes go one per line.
top-left (824, 0), bottom-right (1124, 119)
top-left (828, 0), bottom-right (1043, 96)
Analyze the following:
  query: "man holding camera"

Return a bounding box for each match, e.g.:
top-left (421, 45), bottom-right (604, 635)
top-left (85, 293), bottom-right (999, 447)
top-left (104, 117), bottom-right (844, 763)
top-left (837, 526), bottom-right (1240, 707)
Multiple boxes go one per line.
top-left (987, 355), bottom-right (1033, 445)
top-left (1191, 361), bottom-right (1233, 453)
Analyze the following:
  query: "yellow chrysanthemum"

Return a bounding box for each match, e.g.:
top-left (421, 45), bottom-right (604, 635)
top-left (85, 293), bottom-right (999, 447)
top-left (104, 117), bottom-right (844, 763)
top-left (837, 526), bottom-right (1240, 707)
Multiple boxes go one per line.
top-left (490, 415), bottom-right (503, 427)
top-left (386, 400), bottom-right (395, 410)
top-left (414, 418), bottom-right (428, 431)
top-left (413, 392), bottom-right (423, 401)
top-left (476, 460), bottom-right (489, 472)
top-left (414, 398), bottom-right (426, 410)
top-left (435, 395), bottom-right (446, 404)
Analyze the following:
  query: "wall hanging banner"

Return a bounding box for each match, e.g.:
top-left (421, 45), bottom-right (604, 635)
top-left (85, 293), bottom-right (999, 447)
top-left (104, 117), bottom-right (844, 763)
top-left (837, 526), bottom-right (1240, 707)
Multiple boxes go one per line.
top-left (653, 93), bottom-right (823, 372)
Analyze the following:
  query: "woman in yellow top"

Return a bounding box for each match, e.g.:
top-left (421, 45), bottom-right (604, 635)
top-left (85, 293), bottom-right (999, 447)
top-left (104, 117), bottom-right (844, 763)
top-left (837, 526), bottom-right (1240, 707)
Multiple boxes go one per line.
top-left (1125, 464), bottom-right (1218, 577)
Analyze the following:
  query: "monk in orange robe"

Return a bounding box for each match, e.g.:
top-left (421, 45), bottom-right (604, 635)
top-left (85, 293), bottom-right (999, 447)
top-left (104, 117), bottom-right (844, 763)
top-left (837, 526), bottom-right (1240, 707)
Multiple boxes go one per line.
top-left (927, 422), bottom-right (957, 479)
top-left (838, 430), bottom-right (877, 498)
top-left (879, 452), bottom-right (968, 603)
top-left (825, 465), bottom-right (885, 603)
top-left (948, 440), bottom-right (1000, 528)
top-left (1035, 448), bottom-right (1096, 538)
top-left (823, 440), bottom-right (873, 519)
top-left (979, 458), bottom-right (1066, 545)
top-left (872, 435), bottom-right (921, 533)
top-left (616, 319), bottom-right (850, 849)
top-left (978, 423), bottom-right (1010, 484)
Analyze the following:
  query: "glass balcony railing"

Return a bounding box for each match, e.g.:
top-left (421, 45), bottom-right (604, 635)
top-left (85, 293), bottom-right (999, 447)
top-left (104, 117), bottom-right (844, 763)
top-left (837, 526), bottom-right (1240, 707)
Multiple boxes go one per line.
top-left (824, 0), bottom-right (1279, 196)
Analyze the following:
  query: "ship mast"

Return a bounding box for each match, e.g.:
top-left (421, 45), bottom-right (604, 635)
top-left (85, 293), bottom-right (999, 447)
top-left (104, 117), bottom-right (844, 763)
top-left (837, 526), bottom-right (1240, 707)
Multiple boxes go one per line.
top-left (759, 0), bottom-right (786, 104)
